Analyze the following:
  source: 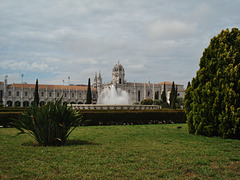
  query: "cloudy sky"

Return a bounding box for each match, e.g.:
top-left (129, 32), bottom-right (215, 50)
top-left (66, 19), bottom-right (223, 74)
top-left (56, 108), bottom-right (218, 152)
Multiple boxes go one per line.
top-left (1, 0), bottom-right (239, 87)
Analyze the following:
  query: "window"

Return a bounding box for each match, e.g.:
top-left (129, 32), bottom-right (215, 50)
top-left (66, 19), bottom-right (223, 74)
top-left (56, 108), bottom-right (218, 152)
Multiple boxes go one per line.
top-left (8, 91), bottom-right (11, 96)
top-left (16, 91), bottom-right (20, 96)
top-left (138, 91), bottom-right (140, 102)
top-left (155, 91), bottom-right (159, 100)
top-left (72, 93), bottom-right (74, 97)
top-left (41, 92), bottom-right (44, 97)
top-left (64, 93), bottom-right (67, 97)
top-left (25, 92), bottom-right (28, 96)
top-left (57, 92), bottom-right (60, 97)
top-left (148, 91), bottom-right (150, 97)
top-left (79, 93), bottom-right (82, 98)
top-left (49, 92), bottom-right (52, 97)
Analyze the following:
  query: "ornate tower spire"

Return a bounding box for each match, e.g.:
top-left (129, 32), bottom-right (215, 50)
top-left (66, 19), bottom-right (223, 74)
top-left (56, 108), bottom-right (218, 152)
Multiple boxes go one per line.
top-left (112, 62), bottom-right (125, 85)
top-left (93, 72), bottom-right (97, 89)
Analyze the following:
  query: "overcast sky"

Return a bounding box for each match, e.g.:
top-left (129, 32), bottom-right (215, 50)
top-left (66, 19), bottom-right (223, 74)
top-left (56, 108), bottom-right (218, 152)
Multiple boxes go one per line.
top-left (1, 0), bottom-right (239, 87)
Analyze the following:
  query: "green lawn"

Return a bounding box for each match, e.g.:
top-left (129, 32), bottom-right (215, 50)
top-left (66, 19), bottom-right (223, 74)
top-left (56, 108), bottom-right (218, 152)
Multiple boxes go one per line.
top-left (0, 124), bottom-right (239, 179)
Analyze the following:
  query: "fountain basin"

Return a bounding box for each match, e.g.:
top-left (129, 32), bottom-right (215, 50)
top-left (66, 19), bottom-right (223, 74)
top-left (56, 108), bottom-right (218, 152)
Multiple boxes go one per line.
top-left (69, 104), bottom-right (160, 110)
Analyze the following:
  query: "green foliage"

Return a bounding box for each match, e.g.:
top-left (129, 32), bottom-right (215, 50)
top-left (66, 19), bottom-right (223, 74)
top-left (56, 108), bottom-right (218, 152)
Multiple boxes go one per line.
top-left (11, 98), bottom-right (82, 146)
top-left (0, 103), bottom-right (4, 108)
top-left (1, 109), bottom-right (186, 127)
top-left (161, 102), bottom-right (170, 109)
top-left (161, 83), bottom-right (167, 103)
top-left (141, 98), bottom-right (153, 105)
top-left (185, 28), bottom-right (240, 139)
top-left (86, 78), bottom-right (92, 104)
top-left (80, 109), bottom-right (186, 125)
top-left (0, 112), bottom-right (21, 127)
top-left (170, 81), bottom-right (177, 109)
top-left (153, 100), bottom-right (161, 105)
top-left (186, 81), bottom-right (191, 89)
top-left (34, 79), bottom-right (39, 106)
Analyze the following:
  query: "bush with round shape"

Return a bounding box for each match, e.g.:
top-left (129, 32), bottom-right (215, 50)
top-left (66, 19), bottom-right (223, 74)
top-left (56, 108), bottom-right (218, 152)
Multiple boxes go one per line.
top-left (141, 98), bottom-right (153, 105)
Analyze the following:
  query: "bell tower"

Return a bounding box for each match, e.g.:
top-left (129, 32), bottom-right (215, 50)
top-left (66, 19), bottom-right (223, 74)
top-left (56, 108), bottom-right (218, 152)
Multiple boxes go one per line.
top-left (112, 62), bottom-right (125, 86)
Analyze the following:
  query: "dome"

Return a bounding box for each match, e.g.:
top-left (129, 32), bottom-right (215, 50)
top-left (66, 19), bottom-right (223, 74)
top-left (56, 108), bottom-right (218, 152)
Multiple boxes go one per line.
top-left (113, 62), bottom-right (124, 72)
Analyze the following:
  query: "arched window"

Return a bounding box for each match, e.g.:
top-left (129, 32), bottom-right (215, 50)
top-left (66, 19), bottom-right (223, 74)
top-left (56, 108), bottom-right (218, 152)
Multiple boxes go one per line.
top-left (148, 91), bottom-right (150, 97)
top-left (40, 101), bottom-right (45, 106)
top-left (7, 101), bottom-right (13, 107)
top-left (15, 101), bottom-right (21, 107)
top-left (119, 78), bottom-right (121, 84)
top-left (23, 101), bottom-right (29, 107)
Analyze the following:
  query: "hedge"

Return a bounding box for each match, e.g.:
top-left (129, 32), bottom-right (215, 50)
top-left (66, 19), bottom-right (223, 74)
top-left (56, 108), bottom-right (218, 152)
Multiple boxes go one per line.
top-left (0, 108), bottom-right (27, 112)
top-left (0, 112), bottom-right (21, 127)
top-left (79, 109), bottom-right (186, 126)
top-left (0, 109), bottom-right (186, 127)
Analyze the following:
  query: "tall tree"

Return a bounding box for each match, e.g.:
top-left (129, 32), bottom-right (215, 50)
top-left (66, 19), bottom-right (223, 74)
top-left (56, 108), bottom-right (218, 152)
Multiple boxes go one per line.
top-left (184, 28), bottom-right (240, 139)
top-left (34, 79), bottom-right (39, 106)
top-left (161, 83), bottom-right (167, 103)
top-left (186, 81), bottom-right (191, 89)
top-left (86, 78), bottom-right (92, 104)
top-left (170, 81), bottom-right (176, 109)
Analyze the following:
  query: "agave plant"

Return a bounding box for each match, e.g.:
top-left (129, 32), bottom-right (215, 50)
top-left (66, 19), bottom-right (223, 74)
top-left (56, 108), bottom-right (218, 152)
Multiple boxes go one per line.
top-left (11, 98), bottom-right (82, 146)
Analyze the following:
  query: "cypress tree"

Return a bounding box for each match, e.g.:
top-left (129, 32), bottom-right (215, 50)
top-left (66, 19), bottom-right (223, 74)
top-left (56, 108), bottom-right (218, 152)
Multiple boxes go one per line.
top-left (161, 83), bottom-right (167, 103)
top-left (86, 78), bottom-right (92, 104)
top-left (170, 81), bottom-right (176, 109)
top-left (34, 79), bottom-right (39, 106)
top-left (186, 81), bottom-right (191, 89)
top-left (184, 28), bottom-right (240, 139)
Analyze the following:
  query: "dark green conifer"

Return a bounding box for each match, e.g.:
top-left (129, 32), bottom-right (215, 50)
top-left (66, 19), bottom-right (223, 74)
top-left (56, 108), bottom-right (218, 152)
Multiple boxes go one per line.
top-left (86, 78), bottom-right (92, 104)
top-left (186, 81), bottom-right (191, 89)
top-left (161, 83), bottom-right (167, 103)
top-left (34, 79), bottom-right (39, 106)
top-left (184, 28), bottom-right (240, 139)
top-left (170, 81), bottom-right (176, 109)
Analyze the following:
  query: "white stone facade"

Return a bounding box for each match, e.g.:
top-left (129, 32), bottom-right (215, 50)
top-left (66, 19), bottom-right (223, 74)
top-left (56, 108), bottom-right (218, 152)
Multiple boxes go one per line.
top-left (0, 62), bottom-right (186, 107)
top-left (0, 76), bottom-right (97, 107)
top-left (93, 62), bottom-right (186, 104)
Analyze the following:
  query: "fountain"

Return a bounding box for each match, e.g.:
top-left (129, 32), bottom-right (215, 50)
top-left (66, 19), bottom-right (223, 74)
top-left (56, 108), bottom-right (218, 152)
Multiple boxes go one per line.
top-left (69, 85), bottom-right (159, 110)
top-left (97, 85), bottom-right (130, 105)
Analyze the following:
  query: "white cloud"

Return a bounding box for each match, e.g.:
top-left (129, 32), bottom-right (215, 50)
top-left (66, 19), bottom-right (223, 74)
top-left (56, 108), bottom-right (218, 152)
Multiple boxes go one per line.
top-left (147, 20), bottom-right (197, 41)
top-left (0, 0), bottom-right (240, 86)
top-left (0, 60), bottom-right (52, 72)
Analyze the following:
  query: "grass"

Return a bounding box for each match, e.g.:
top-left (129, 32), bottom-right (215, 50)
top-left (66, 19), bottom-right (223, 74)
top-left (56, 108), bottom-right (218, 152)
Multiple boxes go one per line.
top-left (0, 124), bottom-right (239, 179)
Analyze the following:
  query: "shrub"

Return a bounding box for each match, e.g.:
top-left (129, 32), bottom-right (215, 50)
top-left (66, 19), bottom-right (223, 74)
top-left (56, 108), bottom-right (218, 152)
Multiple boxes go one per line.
top-left (80, 109), bottom-right (186, 125)
top-left (141, 99), bottom-right (153, 105)
top-left (161, 102), bottom-right (170, 109)
top-left (11, 99), bottom-right (82, 146)
top-left (0, 112), bottom-right (21, 127)
top-left (184, 28), bottom-right (240, 139)
top-left (153, 100), bottom-right (161, 105)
